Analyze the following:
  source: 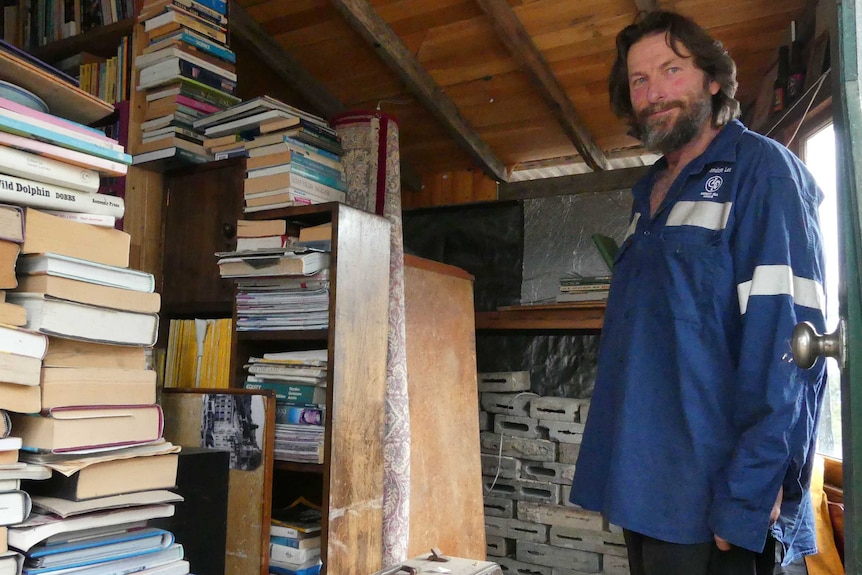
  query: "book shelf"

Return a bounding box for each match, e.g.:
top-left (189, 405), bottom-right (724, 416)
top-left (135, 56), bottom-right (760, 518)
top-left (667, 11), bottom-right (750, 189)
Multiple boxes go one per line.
top-left (232, 201), bottom-right (391, 575)
top-left (0, 41), bottom-right (113, 123)
top-left (28, 17), bottom-right (135, 63)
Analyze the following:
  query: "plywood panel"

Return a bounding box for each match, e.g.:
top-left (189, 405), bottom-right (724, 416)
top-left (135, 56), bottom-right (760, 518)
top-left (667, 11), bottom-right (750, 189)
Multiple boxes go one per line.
top-left (326, 204), bottom-right (391, 574)
top-left (403, 256), bottom-right (486, 558)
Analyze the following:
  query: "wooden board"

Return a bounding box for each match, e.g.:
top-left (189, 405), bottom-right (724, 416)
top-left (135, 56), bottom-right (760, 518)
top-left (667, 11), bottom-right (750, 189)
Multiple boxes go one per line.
top-left (160, 389), bottom-right (275, 575)
top-left (403, 255), bottom-right (486, 559)
top-left (0, 47), bottom-right (114, 124)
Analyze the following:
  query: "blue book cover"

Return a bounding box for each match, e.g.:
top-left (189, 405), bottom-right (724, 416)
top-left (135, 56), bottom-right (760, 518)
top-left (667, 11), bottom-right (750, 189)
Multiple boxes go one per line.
top-left (24, 528), bottom-right (174, 574)
top-left (290, 154), bottom-right (343, 181)
top-left (290, 163), bottom-right (345, 192)
top-left (170, 29), bottom-right (235, 63)
top-left (192, 0), bottom-right (227, 15)
top-left (282, 137), bottom-right (340, 162)
top-left (268, 562), bottom-right (321, 575)
top-left (0, 115), bottom-right (132, 164)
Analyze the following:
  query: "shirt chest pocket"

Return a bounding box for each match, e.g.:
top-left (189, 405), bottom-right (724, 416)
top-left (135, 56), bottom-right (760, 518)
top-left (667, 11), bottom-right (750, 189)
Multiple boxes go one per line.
top-left (657, 227), bottom-right (728, 323)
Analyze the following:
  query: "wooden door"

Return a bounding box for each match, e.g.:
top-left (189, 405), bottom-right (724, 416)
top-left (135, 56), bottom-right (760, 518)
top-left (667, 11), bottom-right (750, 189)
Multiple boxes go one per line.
top-left (161, 158), bottom-right (244, 315)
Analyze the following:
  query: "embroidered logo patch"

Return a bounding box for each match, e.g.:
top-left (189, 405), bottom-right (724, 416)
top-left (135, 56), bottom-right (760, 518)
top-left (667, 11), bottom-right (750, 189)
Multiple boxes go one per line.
top-left (702, 175), bottom-right (723, 198)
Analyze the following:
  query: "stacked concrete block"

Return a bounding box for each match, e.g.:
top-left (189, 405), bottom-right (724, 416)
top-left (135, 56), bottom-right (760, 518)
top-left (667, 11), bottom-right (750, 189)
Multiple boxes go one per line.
top-left (478, 371), bottom-right (627, 575)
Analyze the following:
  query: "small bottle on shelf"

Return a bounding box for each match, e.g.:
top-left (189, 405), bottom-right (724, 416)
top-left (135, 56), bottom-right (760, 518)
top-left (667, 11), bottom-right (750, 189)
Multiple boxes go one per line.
top-left (772, 45), bottom-right (789, 114)
top-left (787, 20), bottom-right (806, 103)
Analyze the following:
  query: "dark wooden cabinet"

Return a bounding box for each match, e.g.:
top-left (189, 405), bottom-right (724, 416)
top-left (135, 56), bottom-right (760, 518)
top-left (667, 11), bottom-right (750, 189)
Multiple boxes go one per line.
top-left (161, 159), bottom-right (244, 315)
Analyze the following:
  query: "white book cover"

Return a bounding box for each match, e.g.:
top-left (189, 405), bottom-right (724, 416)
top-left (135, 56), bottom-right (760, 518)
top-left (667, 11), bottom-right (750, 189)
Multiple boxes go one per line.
top-left (16, 254), bottom-right (155, 292)
top-left (7, 294), bottom-right (159, 347)
top-left (8, 504), bottom-right (176, 552)
top-left (0, 174), bottom-right (124, 218)
top-left (269, 541), bottom-right (320, 565)
top-left (0, 145), bottom-right (99, 193)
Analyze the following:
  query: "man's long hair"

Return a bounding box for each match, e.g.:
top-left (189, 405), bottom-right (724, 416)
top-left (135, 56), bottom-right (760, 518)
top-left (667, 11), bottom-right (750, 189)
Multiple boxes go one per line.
top-left (609, 11), bottom-right (740, 139)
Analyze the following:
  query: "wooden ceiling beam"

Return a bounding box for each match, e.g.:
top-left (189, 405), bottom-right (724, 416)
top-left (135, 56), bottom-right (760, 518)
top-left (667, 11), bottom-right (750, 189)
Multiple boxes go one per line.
top-left (229, 1), bottom-right (423, 192)
top-left (499, 166), bottom-right (650, 201)
top-left (330, 0), bottom-right (509, 183)
top-left (475, 0), bottom-right (611, 172)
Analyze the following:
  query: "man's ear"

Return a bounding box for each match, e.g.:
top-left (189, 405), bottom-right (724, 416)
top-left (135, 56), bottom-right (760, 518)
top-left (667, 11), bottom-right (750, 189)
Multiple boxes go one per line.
top-left (709, 79), bottom-right (720, 96)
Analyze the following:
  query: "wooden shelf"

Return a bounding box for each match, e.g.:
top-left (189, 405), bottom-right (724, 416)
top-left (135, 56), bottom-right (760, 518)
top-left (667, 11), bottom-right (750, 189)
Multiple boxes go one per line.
top-left (273, 460), bottom-right (324, 474)
top-left (0, 43), bottom-right (114, 124)
top-left (236, 329), bottom-right (328, 341)
top-left (475, 302), bottom-right (605, 330)
top-left (30, 18), bottom-right (136, 63)
top-left (755, 69), bottom-right (832, 140)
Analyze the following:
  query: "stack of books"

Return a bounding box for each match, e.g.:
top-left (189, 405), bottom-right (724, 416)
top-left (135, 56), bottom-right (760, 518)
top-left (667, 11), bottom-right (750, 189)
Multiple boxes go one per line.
top-left (242, 349), bottom-right (327, 464)
top-left (555, 275), bottom-right (611, 303)
top-left (164, 317), bottom-right (233, 389)
top-left (0, 81), bottom-right (189, 575)
top-left (235, 218), bottom-right (295, 252)
top-left (133, 0), bottom-right (240, 166)
top-left (0, 459), bottom-right (52, 574)
top-left (192, 96), bottom-right (346, 212)
top-left (217, 217), bottom-right (331, 332)
top-left (15, 442), bottom-right (185, 575)
top-left (269, 498), bottom-right (322, 575)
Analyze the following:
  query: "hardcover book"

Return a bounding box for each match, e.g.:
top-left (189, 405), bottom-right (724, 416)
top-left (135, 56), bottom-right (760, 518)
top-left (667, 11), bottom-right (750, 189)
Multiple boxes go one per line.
top-left (10, 404), bottom-right (164, 453)
top-left (40, 367), bottom-right (157, 410)
top-left (0, 351), bottom-right (41, 386)
top-left (42, 338), bottom-right (147, 369)
top-left (23, 452), bottom-right (178, 501)
top-left (21, 209), bottom-right (131, 268)
top-left (16, 253), bottom-right (155, 292)
top-left (14, 275), bottom-right (161, 315)
top-left (0, 324), bottom-right (48, 359)
top-left (0, 490), bottom-right (31, 526)
top-left (6, 294), bottom-right (160, 346)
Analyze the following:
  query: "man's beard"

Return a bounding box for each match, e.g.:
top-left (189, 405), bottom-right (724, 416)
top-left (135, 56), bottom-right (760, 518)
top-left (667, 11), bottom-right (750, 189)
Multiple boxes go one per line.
top-left (635, 91), bottom-right (713, 154)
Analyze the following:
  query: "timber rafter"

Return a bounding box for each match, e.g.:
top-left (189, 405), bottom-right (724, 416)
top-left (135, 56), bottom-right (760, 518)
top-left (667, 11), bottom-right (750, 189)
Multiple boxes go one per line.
top-left (330, 0), bottom-right (509, 183)
top-left (475, 0), bottom-right (611, 171)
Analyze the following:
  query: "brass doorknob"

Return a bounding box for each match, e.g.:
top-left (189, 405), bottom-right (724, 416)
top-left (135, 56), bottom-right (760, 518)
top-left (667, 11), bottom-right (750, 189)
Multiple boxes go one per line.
top-left (791, 320), bottom-right (844, 369)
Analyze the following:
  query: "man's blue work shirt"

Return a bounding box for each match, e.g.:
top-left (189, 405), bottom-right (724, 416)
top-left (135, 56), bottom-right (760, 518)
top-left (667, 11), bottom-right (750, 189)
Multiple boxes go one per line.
top-left (569, 120), bottom-right (828, 564)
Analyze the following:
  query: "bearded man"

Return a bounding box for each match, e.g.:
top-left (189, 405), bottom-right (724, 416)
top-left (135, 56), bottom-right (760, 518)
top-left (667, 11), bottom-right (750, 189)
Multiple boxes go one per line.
top-left (568, 11), bottom-right (828, 575)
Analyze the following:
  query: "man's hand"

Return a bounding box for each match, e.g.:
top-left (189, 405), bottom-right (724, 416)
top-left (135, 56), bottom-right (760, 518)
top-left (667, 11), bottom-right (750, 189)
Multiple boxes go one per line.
top-left (770, 486), bottom-right (783, 524)
top-left (714, 486), bottom-right (784, 552)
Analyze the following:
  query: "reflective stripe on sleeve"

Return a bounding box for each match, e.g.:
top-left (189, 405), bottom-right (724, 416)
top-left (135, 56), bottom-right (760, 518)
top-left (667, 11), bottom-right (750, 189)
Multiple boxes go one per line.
top-left (666, 201), bottom-right (733, 230)
top-left (736, 264), bottom-right (826, 315)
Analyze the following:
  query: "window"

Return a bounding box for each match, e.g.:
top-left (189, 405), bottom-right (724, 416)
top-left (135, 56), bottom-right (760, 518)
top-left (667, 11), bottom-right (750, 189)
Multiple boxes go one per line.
top-left (802, 122), bottom-right (842, 459)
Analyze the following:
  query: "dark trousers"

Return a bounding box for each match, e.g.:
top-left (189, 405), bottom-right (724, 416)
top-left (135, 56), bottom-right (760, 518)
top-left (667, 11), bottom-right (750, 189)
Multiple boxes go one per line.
top-left (623, 530), bottom-right (778, 575)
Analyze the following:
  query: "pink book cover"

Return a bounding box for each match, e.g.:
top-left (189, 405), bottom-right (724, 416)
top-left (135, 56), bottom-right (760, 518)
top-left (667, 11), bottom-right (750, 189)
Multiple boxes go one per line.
top-left (0, 131), bottom-right (128, 176)
top-left (0, 95), bottom-right (118, 145)
top-left (175, 94), bottom-right (220, 114)
top-left (43, 404), bottom-right (165, 453)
